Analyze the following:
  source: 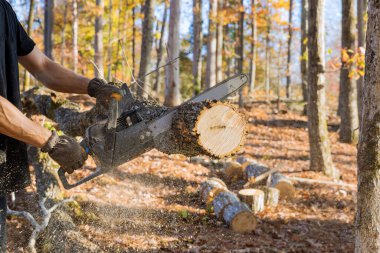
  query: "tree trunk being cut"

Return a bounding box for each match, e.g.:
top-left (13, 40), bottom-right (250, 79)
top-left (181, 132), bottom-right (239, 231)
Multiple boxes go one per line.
top-left (171, 101), bottom-right (247, 158)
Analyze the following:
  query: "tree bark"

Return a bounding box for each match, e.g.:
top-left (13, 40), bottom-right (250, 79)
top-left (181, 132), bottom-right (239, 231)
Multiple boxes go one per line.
top-left (154, 3), bottom-right (168, 96)
top-left (215, 0), bottom-right (223, 83)
top-left (60, 1), bottom-right (68, 66)
top-left (192, 0), bottom-right (203, 95)
top-left (307, 0), bottom-right (338, 178)
top-left (72, 0), bottom-right (78, 72)
top-left (249, 0), bottom-right (257, 95)
top-left (94, 0), bottom-right (105, 78)
top-left (301, 0), bottom-right (308, 114)
top-left (23, 0), bottom-right (35, 91)
top-left (205, 0), bottom-right (218, 88)
top-left (237, 0), bottom-right (244, 108)
top-left (137, 0), bottom-right (156, 97)
top-left (265, 2), bottom-right (271, 100)
top-left (339, 0), bottom-right (359, 143)
top-left (355, 1), bottom-right (380, 251)
top-left (164, 0), bottom-right (181, 106)
top-left (285, 0), bottom-right (293, 98)
top-left (357, 0), bottom-right (367, 123)
top-left (44, 0), bottom-right (54, 60)
top-left (107, 0), bottom-right (113, 81)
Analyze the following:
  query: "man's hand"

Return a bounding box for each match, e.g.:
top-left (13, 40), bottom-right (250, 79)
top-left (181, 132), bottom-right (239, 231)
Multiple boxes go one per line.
top-left (41, 131), bottom-right (87, 174)
top-left (88, 78), bottom-right (122, 109)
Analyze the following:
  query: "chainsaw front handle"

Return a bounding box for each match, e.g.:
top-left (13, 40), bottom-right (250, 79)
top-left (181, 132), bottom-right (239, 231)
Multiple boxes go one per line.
top-left (58, 167), bottom-right (106, 190)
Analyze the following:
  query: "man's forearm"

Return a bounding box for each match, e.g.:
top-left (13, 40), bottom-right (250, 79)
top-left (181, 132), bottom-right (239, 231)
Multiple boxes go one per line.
top-left (19, 47), bottom-right (90, 94)
top-left (0, 96), bottom-right (51, 148)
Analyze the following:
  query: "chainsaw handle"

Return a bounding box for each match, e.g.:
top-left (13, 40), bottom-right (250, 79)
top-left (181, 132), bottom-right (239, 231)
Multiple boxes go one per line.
top-left (58, 167), bottom-right (105, 190)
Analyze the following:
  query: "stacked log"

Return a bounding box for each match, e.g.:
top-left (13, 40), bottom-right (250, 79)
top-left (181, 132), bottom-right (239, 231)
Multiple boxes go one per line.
top-left (238, 189), bottom-right (265, 213)
top-left (223, 161), bottom-right (245, 181)
top-left (199, 178), bottom-right (257, 233)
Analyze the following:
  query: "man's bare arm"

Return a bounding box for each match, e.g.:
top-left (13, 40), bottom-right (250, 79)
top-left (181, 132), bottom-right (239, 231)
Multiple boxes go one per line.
top-left (18, 47), bottom-right (90, 94)
top-left (0, 96), bottom-right (51, 148)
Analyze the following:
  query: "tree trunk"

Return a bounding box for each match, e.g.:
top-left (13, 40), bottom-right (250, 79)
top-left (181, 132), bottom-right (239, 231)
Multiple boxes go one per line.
top-left (215, 0), bottom-right (223, 83)
top-left (301, 0), bottom-right (308, 114)
top-left (192, 0), bottom-right (203, 95)
top-left (307, 0), bottom-right (339, 178)
top-left (107, 0), bottom-right (113, 81)
top-left (339, 0), bottom-right (359, 143)
top-left (249, 0), bottom-right (256, 95)
top-left (60, 1), bottom-right (67, 66)
top-left (264, 2), bottom-right (271, 100)
top-left (357, 0), bottom-right (367, 123)
top-left (285, 0), bottom-right (293, 98)
top-left (132, 6), bottom-right (136, 78)
top-left (44, 0), bottom-right (54, 60)
top-left (355, 1), bottom-right (380, 251)
top-left (94, 0), bottom-right (105, 78)
top-left (72, 0), bottom-right (78, 72)
top-left (164, 0), bottom-right (181, 106)
top-left (205, 0), bottom-right (217, 88)
top-left (154, 3), bottom-right (168, 96)
top-left (237, 0), bottom-right (244, 108)
top-left (23, 0), bottom-right (35, 91)
top-left (137, 0), bottom-right (156, 97)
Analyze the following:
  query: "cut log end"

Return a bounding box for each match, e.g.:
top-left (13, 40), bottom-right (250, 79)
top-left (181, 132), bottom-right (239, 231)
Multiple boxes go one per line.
top-left (195, 103), bottom-right (246, 158)
top-left (223, 202), bottom-right (257, 233)
top-left (223, 162), bottom-right (244, 181)
top-left (238, 188), bottom-right (265, 213)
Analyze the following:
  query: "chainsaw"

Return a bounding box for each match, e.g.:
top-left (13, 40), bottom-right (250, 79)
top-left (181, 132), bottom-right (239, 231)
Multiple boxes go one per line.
top-left (58, 73), bottom-right (248, 189)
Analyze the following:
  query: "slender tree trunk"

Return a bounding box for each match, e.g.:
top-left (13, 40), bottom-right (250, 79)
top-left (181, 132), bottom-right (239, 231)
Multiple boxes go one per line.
top-left (114, 0), bottom-right (123, 78)
top-left (237, 0), bottom-right (244, 108)
top-left (154, 3), bottom-right (168, 96)
top-left (60, 1), bottom-right (68, 65)
top-left (249, 0), bottom-right (256, 96)
top-left (205, 0), bottom-right (217, 88)
top-left (307, 0), bottom-right (339, 178)
top-left (277, 43), bottom-right (282, 111)
top-left (339, 0), bottom-right (359, 143)
top-left (301, 0), bottom-right (308, 114)
top-left (265, 2), bottom-right (271, 100)
top-left (137, 0), bottom-right (156, 97)
top-left (285, 0), bottom-right (293, 98)
top-left (94, 0), bottom-right (105, 78)
top-left (192, 0), bottom-right (203, 95)
top-left (44, 0), bottom-right (54, 59)
top-left (215, 0), bottom-right (223, 83)
top-left (164, 0), bottom-right (181, 106)
top-left (23, 0), bottom-right (35, 91)
top-left (355, 1), bottom-right (380, 251)
top-left (132, 6), bottom-right (136, 78)
top-left (107, 0), bottom-right (113, 81)
top-left (72, 0), bottom-right (78, 72)
top-left (357, 0), bottom-right (367, 123)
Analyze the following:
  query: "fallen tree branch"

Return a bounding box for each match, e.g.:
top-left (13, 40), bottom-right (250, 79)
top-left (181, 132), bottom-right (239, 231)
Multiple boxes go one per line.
top-left (289, 177), bottom-right (356, 189)
top-left (244, 168), bottom-right (278, 188)
top-left (7, 197), bottom-right (73, 253)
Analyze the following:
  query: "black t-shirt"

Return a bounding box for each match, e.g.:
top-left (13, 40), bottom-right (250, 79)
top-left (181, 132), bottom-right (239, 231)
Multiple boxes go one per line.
top-left (0, 0), bottom-right (36, 193)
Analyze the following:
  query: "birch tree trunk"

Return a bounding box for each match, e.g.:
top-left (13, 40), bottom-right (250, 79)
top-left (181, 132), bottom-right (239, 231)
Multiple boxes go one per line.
top-left (301, 0), bottom-right (308, 114)
top-left (307, 0), bottom-right (339, 179)
top-left (132, 6), bottom-right (136, 78)
top-left (355, 2), bottom-right (380, 251)
top-left (357, 0), bottom-right (367, 123)
top-left (192, 0), bottom-right (203, 95)
top-left (285, 0), bottom-right (293, 98)
top-left (216, 0), bottom-right (223, 83)
top-left (154, 3), bottom-right (168, 96)
top-left (107, 0), bottom-right (113, 81)
top-left (264, 2), bottom-right (271, 99)
top-left (44, 0), bottom-right (54, 60)
top-left (164, 0), bottom-right (181, 106)
top-left (237, 0), bottom-right (244, 108)
top-left (23, 0), bottom-right (35, 91)
top-left (94, 0), bottom-right (105, 78)
top-left (249, 0), bottom-right (256, 95)
top-left (72, 0), bottom-right (78, 72)
top-left (205, 0), bottom-right (218, 88)
top-left (339, 0), bottom-right (359, 143)
top-left (137, 0), bottom-right (156, 97)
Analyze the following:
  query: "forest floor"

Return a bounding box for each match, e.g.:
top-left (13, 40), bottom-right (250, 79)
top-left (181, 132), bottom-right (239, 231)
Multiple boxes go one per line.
top-left (7, 99), bottom-right (357, 253)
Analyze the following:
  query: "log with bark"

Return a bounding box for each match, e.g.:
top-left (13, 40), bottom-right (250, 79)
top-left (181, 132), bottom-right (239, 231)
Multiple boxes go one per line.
top-left (238, 160), bottom-right (295, 200)
top-left (238, 188), bottom-right (265, 213)
top-left (200, 178), bottom-right (257, 233)
top-left (223, 161), bottom-right (244, 181)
